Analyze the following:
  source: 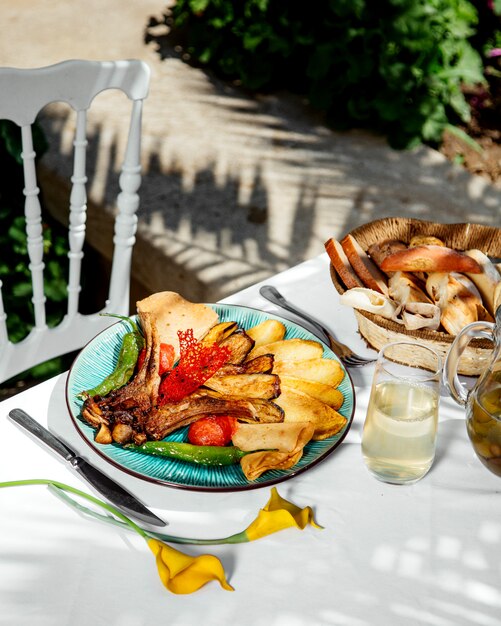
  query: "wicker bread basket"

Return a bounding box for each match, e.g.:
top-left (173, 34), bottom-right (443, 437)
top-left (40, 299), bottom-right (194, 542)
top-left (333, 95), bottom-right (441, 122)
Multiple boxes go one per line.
top-left (329, 218), bottom-right (501, 376)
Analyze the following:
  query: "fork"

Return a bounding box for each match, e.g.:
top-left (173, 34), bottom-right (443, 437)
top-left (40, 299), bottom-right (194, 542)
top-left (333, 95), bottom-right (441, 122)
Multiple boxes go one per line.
top-left (259, 285), bottom-right (376, 368)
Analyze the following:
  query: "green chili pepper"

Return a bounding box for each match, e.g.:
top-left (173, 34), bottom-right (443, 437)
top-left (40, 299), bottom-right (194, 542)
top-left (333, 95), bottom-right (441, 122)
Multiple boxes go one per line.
top-left (126, 441), bottom-right (250, 466)
top-left (79, 315), bottom-right (144, 398)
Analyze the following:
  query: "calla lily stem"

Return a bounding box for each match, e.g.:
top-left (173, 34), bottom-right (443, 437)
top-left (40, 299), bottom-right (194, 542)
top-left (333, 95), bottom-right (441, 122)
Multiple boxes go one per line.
top-left (0, 478), bottom-right (248, 545)
top-left (49, 484), bottom-right (249, 545)
top-left (0, 479), bottom-right (148, 539)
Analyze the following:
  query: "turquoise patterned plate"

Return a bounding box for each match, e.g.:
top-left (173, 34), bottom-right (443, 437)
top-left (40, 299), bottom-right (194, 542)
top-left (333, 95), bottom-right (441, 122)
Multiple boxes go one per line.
top-left (66, 304), bottom-right (355, 491)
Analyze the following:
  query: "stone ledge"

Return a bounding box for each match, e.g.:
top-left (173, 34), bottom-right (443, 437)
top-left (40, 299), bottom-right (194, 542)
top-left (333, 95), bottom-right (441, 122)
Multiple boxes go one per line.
top-left (37, 163), bottom-right (210, 304)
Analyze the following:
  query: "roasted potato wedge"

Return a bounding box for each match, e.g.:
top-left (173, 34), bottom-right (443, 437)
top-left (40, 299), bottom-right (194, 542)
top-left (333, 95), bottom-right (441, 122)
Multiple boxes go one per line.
top-left (273, 358), bottom-right (345, 387)
top-left (275, 387), bottom-right (347, 440)
top-left (204, 373), bottom-right (280, 399)
top-left (248, 338), bottom-right (323, 362)
top-left (246, 319), bottom-right (286, 347)
top-left (280, 376), bottom-right (344, 410)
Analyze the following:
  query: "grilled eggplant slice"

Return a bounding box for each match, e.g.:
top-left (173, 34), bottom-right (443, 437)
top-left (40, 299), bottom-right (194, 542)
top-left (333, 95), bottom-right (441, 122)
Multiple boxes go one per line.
top-left (218, 328), bottom-right (255, 364)
top-left (203, 373), bottom-right (281, 399)
top-left (201, 321), bottom-right (238, 345)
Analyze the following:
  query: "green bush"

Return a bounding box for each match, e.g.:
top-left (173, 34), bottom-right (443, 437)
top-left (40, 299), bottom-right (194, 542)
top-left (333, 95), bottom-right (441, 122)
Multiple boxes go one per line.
top-left (170, 0), bottom-right (486, 147)
top-left (0, 120), bottom-right (69, 383)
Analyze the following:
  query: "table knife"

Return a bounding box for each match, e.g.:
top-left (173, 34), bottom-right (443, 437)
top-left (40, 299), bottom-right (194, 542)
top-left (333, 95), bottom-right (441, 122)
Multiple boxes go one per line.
top-left (8, 408), bottom-right (166, 527)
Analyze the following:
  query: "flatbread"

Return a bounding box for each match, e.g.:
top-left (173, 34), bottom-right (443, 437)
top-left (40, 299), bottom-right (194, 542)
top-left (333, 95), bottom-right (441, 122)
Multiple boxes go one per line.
top-left (136, 291), bottom-right (219, 359)
top-left (275, 386), bottom-right (347, 440)
top-left (233, 422), bottom-right (315, 480)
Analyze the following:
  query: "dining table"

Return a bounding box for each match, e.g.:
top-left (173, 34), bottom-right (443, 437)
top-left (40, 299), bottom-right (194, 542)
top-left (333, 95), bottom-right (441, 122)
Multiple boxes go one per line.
top-left (1, 252), bottom-right (500, 626)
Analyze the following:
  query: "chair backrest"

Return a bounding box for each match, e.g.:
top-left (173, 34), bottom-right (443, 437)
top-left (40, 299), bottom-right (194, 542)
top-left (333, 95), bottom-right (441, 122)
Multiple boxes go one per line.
top-left (0, 59), bottom-right (150, 383)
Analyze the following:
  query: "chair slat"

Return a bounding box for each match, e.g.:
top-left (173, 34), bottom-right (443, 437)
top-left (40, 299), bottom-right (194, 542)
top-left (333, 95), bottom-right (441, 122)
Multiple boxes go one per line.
top-left (107, 99), bottom-right (143, 315)
top-left (21, 124), bottom-right (46, 331)
top-left (0, 280), bottom-right (8, 345)
top-left (67, 109), bottom-right (88, 318)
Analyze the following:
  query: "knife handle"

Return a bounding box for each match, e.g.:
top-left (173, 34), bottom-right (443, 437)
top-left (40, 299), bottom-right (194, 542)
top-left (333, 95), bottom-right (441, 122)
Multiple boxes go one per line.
top-left (8, 408), bottom-right (75, 461)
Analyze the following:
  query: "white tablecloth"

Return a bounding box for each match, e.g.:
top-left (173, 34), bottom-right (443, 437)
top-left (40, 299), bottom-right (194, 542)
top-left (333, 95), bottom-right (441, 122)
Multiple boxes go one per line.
top-left (1, 253), bottom-right (500, 626)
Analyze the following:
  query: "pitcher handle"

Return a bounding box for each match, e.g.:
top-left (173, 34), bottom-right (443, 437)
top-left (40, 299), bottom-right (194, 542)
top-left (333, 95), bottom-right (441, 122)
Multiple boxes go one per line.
top-left (443, 321), bottom-right (494, 406)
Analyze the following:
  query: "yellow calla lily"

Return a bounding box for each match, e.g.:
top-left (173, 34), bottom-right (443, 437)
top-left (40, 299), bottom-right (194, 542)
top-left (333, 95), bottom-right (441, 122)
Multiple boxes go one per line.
top-left (148, 539), bottom-right (234, 594)
top-left (244, 486), bottom-right (323, 541)
top-left (1, 480), bottom-right (323, 595)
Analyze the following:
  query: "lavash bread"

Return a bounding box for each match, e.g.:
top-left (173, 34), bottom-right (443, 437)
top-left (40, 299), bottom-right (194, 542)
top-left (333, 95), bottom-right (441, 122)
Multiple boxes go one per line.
top-left (425, 272), bottom-right (491, 335)
top-left (339, 287), bottom-right (397, 319)
top-left (464, 249), bottom-right (501, 316)
top-left (136, 291), bottom-right (219, 359)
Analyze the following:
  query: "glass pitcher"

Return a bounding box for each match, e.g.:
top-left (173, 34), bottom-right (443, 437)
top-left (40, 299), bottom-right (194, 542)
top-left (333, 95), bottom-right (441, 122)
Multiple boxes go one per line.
top-left (444, 306), bottom-right (501, 476)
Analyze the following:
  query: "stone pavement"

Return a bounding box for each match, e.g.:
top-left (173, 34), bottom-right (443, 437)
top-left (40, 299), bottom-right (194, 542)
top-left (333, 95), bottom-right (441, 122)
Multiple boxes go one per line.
top-left (1, 0), bottom-right (500, 302)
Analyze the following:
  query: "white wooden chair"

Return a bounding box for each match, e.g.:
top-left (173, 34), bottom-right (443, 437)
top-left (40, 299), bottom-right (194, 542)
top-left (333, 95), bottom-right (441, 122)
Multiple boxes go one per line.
top-left (0, 59), bottom-right (150, 383)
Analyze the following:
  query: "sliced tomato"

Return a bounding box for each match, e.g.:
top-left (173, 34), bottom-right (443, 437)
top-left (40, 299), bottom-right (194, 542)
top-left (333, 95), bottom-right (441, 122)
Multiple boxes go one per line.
top-left (218, 415), bottom-right (237, 440)
top-left (138, 344), bottom-right (175, 376)
top-left (159, 343), bottom-right (175, 375)
top-left (188, 415), bottom-right (236, 447)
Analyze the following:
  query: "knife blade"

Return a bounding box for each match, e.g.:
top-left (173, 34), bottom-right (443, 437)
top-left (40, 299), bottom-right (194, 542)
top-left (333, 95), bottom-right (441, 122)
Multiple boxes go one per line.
top-left (8, 408), bottom-right (166, 527)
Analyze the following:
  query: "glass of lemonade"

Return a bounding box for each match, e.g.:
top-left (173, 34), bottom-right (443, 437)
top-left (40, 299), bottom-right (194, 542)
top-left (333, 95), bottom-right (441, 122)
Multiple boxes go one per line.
top-left (362, 341), bottom-right (442, 485)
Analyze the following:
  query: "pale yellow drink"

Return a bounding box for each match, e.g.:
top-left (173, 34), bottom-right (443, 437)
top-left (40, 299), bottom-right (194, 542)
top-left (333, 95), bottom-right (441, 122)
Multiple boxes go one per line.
top-left (362, 380), bottom-right (439, 484)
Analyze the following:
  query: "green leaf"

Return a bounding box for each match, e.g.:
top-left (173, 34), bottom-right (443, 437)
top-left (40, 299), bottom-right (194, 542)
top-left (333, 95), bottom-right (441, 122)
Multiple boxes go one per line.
top-left (448, 89), bottom-right (471, 122)
top-left (421, 103), bottom-right (448, 143)
top-left (164, 0), bottom-right (489, 149)
top-left (12, 282), bottom-right (32, 298)
top-left (189, 0), bottom-right (210, 13)
top-left (444, 124), bottom-right (483, 154)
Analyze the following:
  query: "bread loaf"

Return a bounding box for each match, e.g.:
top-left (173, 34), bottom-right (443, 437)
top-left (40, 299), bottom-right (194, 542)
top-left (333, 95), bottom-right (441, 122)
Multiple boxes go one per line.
top-left (367, 239), bottom-right (407, 269)
top-left (381, 245), bottom-right (483, 274)
top-left (324, 238), bottom-right (364, 290)
top-left (340, 234), bottom-right (388, 294)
